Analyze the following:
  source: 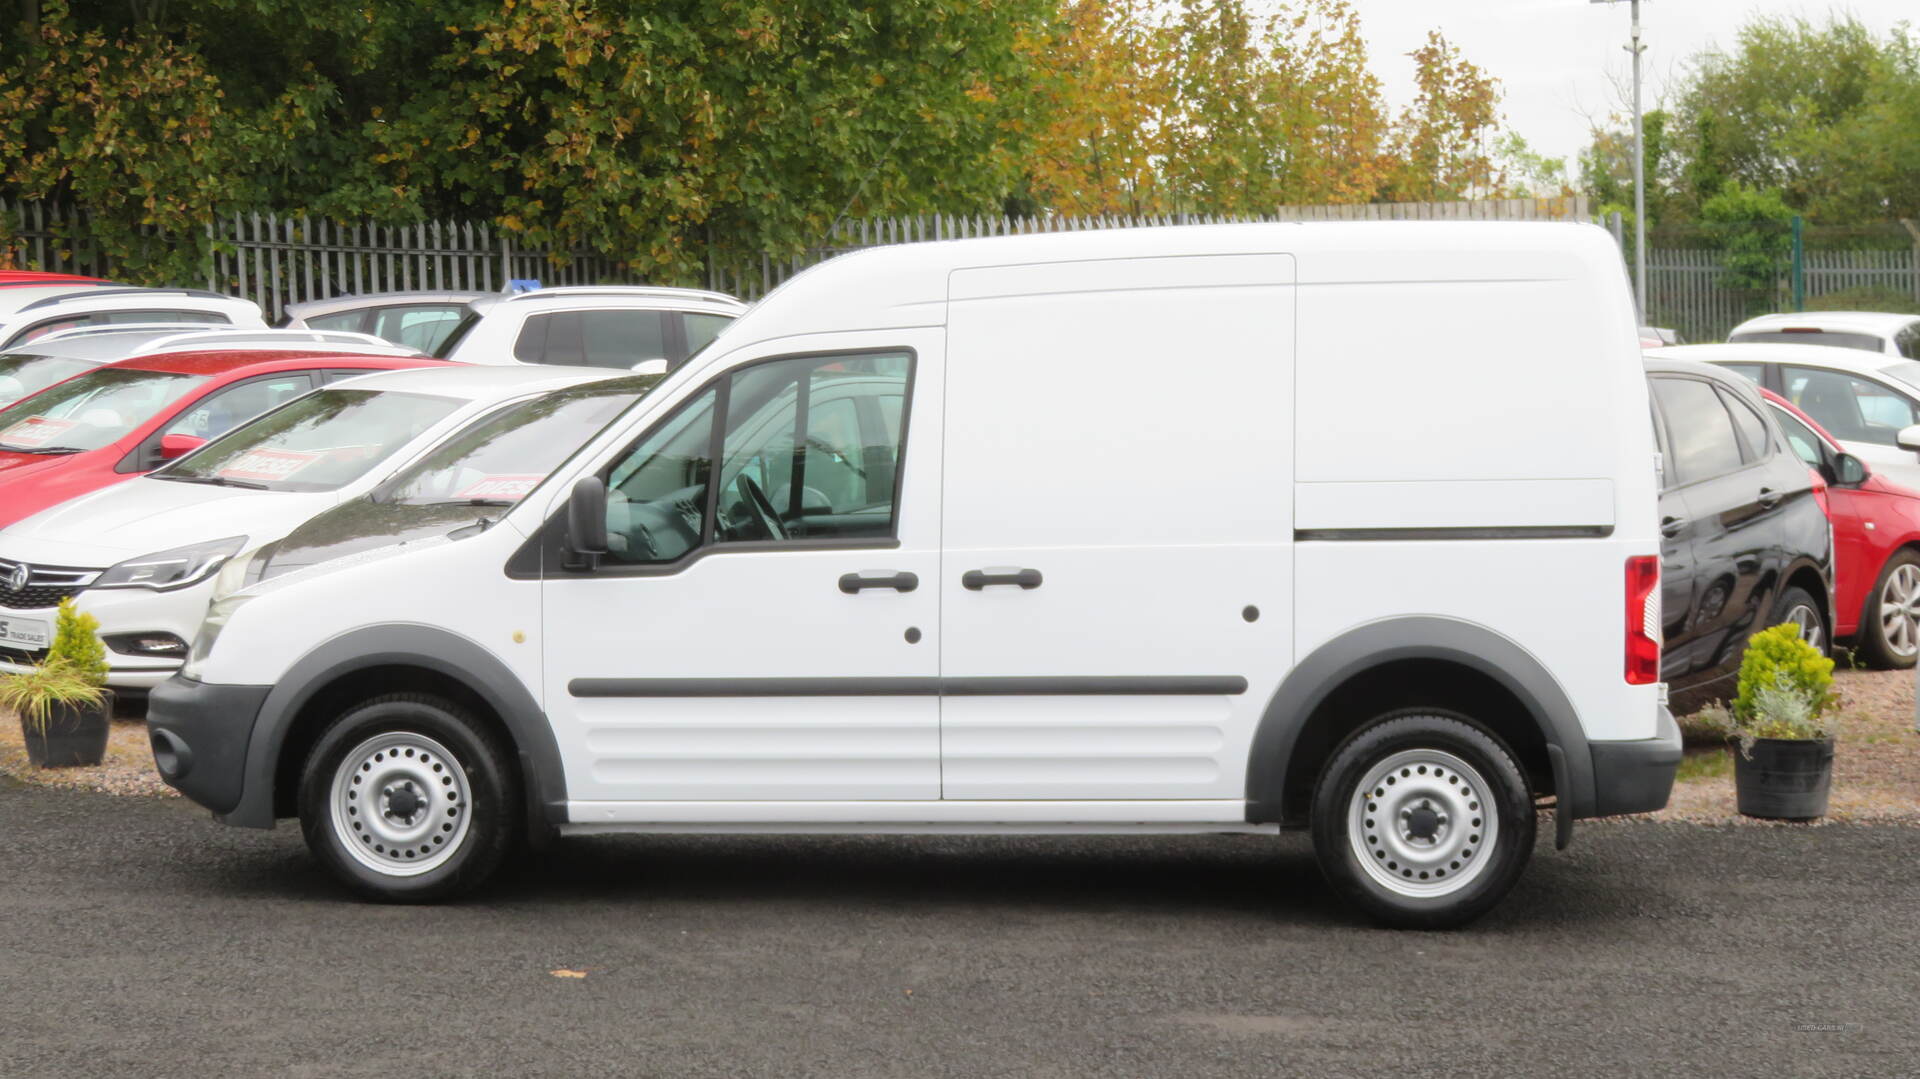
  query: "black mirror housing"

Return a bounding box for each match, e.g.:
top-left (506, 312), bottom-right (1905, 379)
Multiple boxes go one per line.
top-left (567, 475), bottom-right (609, 556)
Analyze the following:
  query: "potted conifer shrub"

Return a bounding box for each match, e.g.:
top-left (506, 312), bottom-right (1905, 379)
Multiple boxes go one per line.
top-left (0, 597), bottom-right (112, 768)
top-left (1700, 623), bottom-right (1839, 821)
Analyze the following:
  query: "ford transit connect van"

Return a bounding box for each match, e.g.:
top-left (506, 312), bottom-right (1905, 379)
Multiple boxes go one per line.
top-left (148, 223), bottom-right (1678, 927)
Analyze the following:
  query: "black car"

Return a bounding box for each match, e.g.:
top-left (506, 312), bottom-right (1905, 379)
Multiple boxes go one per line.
top-left (1646, 357), bottom-right (1833, 710)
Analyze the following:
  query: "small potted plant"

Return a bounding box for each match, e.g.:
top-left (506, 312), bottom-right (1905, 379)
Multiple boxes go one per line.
top-left (1699, 622), bottom-right (1839, 820)
top-left (0, 597), bottom-right (112, 768)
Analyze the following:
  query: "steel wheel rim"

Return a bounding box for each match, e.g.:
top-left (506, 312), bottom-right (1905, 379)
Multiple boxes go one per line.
top-left (1784, 602), bottom-right (1825, 654)
top-left (329, 732), bottom-right (472, 877)
top-left (1348, 748), bottom-right (1497, 899)
top-left (1879, 564), bottom-right (1920, 659)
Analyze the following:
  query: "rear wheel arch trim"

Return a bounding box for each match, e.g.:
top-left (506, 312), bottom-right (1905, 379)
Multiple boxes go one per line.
top-left (226, 624), bottom-right (563, 829)
top-left (1243, 616), bottom-right (1596, 824)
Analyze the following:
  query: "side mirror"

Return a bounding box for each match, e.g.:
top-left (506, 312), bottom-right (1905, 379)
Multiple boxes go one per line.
top-left (1834, 452), bottom-right (1868, 486)
top-left (566, 475), bottom-right (608, 558)
top-left (1898, 425), bottom-right (1920, 453)
top-left (158, 433), bottom-right (207, 460)
top-left (631, 358), bottom-right (668, 376)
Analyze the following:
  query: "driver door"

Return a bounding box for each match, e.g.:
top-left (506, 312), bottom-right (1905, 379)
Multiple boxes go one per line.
top-left (539, 334), bottom-right (943, 809)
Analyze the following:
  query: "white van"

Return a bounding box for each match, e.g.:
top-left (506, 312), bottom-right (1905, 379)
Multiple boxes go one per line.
top-left (147, 223), bottom-right (1678, 927)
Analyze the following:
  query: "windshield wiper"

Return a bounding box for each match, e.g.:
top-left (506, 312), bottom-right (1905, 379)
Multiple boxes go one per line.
top-left (152, 473), bottom-right (270, 490)
top-left (1, 445), bottom-right (85, 455)
top-left (411, 498), bottom-right (515, 507)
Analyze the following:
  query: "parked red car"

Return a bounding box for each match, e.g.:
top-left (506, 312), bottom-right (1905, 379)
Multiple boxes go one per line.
top-left (0, 350), bottom-right (452, 530)
top-left (0, 270), bottom-right (108, 289)
top-left (1758, 386), bottom-right (1920, 667)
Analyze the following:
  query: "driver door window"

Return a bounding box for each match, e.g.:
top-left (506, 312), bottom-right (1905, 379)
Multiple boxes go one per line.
top-left (599, 351), bottom-right (911, 565)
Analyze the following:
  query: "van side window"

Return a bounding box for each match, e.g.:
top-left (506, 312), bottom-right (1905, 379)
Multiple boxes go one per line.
top-left (1651, 376), bottom-right (1744, 485)
top-left (598, 350), bottom-right (911, 565)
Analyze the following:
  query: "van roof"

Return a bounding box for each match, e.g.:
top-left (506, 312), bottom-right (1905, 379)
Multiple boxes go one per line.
top-left (721, 221), bottom-right (1624, 344)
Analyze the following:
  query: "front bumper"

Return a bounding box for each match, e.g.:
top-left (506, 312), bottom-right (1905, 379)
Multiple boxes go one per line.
top-left (0, 583), bottom-right (211, 689)
top-left (145, 675), bottom-right (272, 818)
top-left (1585, 706), bottom-right (1683, 818)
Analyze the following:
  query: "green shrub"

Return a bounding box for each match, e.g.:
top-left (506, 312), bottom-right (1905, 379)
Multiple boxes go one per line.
top-left (0, 663), bottom-right (105, 733)
top-left (1733, 623), bottom-right (1836, 722)
top-left (1806, 286), bottom-right (1920, 317)
top-left (47, 597), bottom-right (108, 687)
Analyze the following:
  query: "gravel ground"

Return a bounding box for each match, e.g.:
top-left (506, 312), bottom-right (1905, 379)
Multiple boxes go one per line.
top-left (1, 779), bottom-right (1915, 1078)
top-left (0, 716), bottom-right (177, 797)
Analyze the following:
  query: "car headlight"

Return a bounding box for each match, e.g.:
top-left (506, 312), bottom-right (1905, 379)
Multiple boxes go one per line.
top-left (209, 541), bottom-right (276, 602)
top-left (92, 536), bottom-right (247, 592)
top-left (180, 592), bottom-right (254, 680)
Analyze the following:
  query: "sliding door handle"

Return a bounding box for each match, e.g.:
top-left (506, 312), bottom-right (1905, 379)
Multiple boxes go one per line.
top-left (838, 571), bottom-right (918, 594)
top-left (962, 567), bottom-right (1043, 590)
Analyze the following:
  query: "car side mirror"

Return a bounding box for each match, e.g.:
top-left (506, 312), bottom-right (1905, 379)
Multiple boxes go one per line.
top-left (158, 433), bottom-right (207, 460)
top-left (631, 358), bottom-right (668, 376)
top-left (566, 475), bottom-right (608, 561)
top-left (1899, 425), bottom-right (1920, 453)
top-left (1834, 452), bottom-right (1868, 486)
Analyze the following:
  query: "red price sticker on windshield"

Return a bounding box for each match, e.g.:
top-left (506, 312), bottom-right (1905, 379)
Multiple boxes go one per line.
top-left (217, 448), bottom-right (321, 482)
top-left (454, 474), bottom-right (544, 501)
top-left (0, 416), bottom-right (79, 449)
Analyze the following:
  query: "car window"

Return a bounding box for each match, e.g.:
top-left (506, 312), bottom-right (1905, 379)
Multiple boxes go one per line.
top-left (433, 310), bottom-right (483, 359)
top-left (0, 367), bottom-right (208, 452)
top-left (683, 313), bottom-right (734, 358)
top-left (162, 375), bottom-right (314, 441)
top-left (303, 311), bottom-right (366, 333)
top-left (1715, 363), bottom-right (1764, 385)
top-left (1782, 366), bottom-right (1918, 446)
top-left (0, 353), bottom-right (93, 407)
top-left (155, 389), bottom-right (460, 492)
top-left (370, 304), bottom-right (466, 353)
top-left (1898, 323), bottom-right (1920, 361)
top-left (1767, 405), bottom-right (1831, 470)
top-left (600, 351), bottom-right (911, 563)
top-left (1718, 387), bottom-right (1772, 462)
top-left (513, 310), bottom-right (669, 369)
top-left (375, 377), bottom-right (655, 506)
top-left (1728, 329), bottom-right (1882, 353)
top-left (1650, 376), bottom-right (1745, 485)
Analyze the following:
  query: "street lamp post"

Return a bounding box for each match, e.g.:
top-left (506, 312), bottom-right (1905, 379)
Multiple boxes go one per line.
top-left (1593, 0), bottom-right (1647, 320)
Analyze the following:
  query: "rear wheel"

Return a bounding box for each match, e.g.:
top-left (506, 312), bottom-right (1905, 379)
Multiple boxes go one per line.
top-left (1772, 584), bottom-right (1828, 656)
top-left (297, 693), bottom-right (520, 902)
top-left (1859, 551), bottom-right (1920, 669)
top-left (1310, 711), bottom-right (1535, 929)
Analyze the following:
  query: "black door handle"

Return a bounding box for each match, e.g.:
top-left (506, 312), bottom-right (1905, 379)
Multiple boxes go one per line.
top-left (839, 571), bottom-right (918, 594)
top-left (1660, 515), bottom-right (1686, 538)
top-left (1758, 486), bottom-right (1780, 508)
top-left (962, 568), bottom-right (1043, 590)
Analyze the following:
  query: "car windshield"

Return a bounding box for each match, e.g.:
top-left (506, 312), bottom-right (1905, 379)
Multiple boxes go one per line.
top-left (1728, 329), bottom-right (1883, 353)
top-left (374, 375), bottom-right (655, 505)
top-left (0, 352), bottom-right (95, 407)
top-left (0, 367), bottom-right (207, 453)
top-left (154, 388), bottom-right (460, 493)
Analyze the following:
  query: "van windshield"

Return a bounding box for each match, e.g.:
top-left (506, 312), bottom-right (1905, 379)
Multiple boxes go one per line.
top-left (257, 376), bottom-right (654, 580)
top-left (154, 388), bottom-right (459, 492)
top-left (0, 352), bottom-right (95, 407)
top-left (0, 367), bottom-right (207, 453)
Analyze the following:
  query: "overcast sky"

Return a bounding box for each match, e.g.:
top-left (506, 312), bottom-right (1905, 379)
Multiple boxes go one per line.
top-left (1359, 1), bottom-right (1916, 169)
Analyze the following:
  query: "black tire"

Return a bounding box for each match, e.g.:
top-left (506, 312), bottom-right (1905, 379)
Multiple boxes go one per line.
top-left (1770, 584), bottom-right (1829, 657)
top-left (1857, 550), bottom-right (1920, 669)
top-left (297, 693), bottom-right (521, 902)
top-left (1310, 711), bottom-right (1535, 930)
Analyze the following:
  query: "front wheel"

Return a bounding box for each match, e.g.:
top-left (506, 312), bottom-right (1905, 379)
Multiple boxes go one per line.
top-left (297, 694), bottom-right (521, 902)
top-left (1310, 712), bottom-right (1535, 929)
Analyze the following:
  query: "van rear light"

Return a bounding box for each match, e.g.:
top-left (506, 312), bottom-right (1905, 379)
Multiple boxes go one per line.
top-left (1625, 555), bottom-right (1661, 684)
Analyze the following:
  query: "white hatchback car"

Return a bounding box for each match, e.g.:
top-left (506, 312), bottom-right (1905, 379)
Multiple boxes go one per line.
top-left (1728, 311), bottom-right (1920, 359)
top-left (0, 365), bottom-right (648, 691)
top-left (434, 286), bottom-right (746, 370)
top-left (0, 328), bottom-right (418, 407)
top-left (0, 287), bottom-right (264, 350)
top-left (1663, 341), bottom-right (1920, 489)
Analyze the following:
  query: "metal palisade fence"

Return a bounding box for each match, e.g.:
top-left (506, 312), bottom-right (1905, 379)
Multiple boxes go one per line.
top-left (4, 195), bottom-right (1591, 319)
top-left (1645, 240), bottom-right (1920, 343)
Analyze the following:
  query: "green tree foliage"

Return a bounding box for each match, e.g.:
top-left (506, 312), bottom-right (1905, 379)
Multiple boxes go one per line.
top-left (1699, 180), bottom-right (1794, 291)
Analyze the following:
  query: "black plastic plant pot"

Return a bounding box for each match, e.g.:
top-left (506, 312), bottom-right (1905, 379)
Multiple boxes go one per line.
top-left (1734, 737), bottom-right (1834, 821)
top-left (20, 694), bottom-right (113, 769)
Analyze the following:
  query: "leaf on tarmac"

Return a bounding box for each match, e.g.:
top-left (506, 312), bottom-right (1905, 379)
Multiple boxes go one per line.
top-left (549, 969), bottom-right (589, 979)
